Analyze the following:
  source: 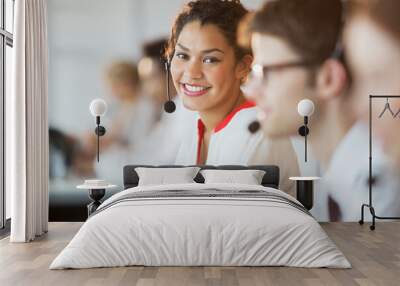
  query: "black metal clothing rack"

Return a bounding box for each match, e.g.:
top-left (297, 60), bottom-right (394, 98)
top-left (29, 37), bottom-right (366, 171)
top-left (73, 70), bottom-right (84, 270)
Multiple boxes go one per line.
top-left (359, 95), bottom-right (400, 230)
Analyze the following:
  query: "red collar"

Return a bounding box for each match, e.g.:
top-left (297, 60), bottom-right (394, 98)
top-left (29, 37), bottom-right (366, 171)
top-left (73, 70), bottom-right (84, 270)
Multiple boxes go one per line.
top-left (196, 100), bottom-right (255, 164)
top-left (197, 100), bottom-right (256, 134)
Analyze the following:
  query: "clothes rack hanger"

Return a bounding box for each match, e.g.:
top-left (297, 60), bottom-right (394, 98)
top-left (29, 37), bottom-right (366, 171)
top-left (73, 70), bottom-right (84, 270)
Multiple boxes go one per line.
top-left (394, 107), bottom-right (400, 118)
top-left (378, 97), bottom-right (395, 118)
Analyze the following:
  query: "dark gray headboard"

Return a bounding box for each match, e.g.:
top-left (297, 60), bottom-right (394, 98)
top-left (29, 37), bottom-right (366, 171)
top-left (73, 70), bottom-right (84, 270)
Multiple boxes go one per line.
top-left (123, 165), bottom-right (280, 189)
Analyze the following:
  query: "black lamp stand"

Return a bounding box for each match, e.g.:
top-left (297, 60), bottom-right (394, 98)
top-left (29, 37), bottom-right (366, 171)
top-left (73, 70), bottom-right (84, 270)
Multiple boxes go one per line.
top-left (94, 116), bottom-right (106, 162)
top-left (298, 116), bottom-right (310, 162)
top-left (359, 95), bottom-right (400, 230)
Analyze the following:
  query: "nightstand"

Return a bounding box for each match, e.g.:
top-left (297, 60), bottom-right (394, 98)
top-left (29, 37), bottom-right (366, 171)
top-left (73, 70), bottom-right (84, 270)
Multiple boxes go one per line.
top-left (77, 180), bottom-right (117, 218)
top-left (289, 177), bottom-right (320, 210)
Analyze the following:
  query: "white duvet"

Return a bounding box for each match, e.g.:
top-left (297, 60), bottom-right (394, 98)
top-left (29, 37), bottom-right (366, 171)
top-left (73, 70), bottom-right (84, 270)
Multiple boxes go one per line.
top-left (50, 183), bottom-right (350, 269)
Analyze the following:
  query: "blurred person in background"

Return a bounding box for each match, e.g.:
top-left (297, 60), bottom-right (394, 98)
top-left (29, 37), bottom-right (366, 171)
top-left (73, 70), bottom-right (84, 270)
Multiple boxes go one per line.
top-left (89, 61), bottom-right (157, 183)
top-left (49, 127), bottom-right (93, 178)
top-left (96, 61), bottom-right (156, 151)
top-left (344, 0), bottom-right (400, 168)
top-left (165, 0), bottom-right (299, 196)
top-left (244, 0), bottom-right (400, 221)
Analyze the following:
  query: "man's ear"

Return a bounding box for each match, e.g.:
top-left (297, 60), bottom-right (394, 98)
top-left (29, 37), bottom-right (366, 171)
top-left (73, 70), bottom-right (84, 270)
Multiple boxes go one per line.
top-left (316, 59), bottom-right (348, 100)
top-left (236, 54), bottom-right (253, 79)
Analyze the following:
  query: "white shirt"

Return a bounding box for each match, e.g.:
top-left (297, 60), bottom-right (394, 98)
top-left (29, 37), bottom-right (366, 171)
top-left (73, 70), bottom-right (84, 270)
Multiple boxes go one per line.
top-left (130, 96), bottom-right (197, 164)
top-left (319, 121), bottom-right (400, 221)
top-left (175, 102), bottom-right (300, 197)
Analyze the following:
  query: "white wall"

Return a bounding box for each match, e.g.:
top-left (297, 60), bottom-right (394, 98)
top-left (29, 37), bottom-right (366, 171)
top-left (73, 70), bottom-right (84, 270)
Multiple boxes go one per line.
top-left (48, 0), bottom-right (136, 133)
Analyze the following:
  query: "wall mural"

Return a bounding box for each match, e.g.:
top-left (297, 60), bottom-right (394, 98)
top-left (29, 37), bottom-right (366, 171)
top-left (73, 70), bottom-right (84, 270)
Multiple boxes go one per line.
top-left (48, 0), bottom-right (400, 223)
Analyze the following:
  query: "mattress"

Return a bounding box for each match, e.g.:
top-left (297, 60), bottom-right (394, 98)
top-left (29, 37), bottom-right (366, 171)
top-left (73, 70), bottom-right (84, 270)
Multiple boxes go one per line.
top-left (50, 183), bottom-right (350, 269)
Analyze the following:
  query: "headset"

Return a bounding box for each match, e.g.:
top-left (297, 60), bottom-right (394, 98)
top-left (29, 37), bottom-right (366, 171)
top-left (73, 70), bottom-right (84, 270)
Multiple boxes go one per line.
top-left (248, 120), bottom-right (261, 134)
top-left (164, 60), bottom-right (176, 113)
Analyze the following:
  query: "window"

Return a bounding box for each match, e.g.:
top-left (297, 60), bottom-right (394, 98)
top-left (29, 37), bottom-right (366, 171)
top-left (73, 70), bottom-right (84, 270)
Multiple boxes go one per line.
top-left (1, 0), bottom-right (14, 230)
top-left (5, 0), bottom-right (13, 33)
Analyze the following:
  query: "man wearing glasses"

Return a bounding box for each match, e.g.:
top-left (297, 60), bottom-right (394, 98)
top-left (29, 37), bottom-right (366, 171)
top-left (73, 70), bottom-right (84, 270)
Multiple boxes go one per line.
top-left (244, 0), bottom-right (400, 222)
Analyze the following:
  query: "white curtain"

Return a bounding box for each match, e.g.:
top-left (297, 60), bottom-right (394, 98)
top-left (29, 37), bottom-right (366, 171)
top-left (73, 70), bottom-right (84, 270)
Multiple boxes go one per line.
top-left (7, 0), bottom-right (49, 242)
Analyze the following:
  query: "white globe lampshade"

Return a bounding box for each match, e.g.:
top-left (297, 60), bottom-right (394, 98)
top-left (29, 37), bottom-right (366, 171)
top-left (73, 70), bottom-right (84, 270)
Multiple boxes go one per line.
top-left (297, 99), bottom-right (315, 117)
top-left (89, 99), bottom-right (107, 117)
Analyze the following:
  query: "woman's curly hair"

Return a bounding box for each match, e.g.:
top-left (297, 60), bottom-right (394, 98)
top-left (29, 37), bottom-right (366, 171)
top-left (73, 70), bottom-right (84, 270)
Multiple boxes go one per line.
top-left (164, 0), bottom-right (251, 62)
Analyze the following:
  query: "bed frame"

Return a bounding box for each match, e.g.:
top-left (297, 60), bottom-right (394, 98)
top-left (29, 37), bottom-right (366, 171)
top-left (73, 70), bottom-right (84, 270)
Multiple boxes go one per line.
top-left (123, 165), bottom-right (280, 190)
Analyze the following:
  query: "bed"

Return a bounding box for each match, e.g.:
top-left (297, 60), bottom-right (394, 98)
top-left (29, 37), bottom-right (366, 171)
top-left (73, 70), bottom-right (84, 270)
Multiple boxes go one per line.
top-left (50, 165), bottom-right (350, 269)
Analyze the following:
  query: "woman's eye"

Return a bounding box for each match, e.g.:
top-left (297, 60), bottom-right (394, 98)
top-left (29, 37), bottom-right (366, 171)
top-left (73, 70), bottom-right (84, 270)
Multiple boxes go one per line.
top-left (175, 52), bottom-right (188, 60)
top-left (203, 57), bottom-right (220, 64)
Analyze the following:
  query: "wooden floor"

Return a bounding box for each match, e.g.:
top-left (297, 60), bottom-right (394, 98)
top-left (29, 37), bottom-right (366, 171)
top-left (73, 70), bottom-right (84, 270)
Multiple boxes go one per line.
top-left (0, 222), bottom-right (399, 286)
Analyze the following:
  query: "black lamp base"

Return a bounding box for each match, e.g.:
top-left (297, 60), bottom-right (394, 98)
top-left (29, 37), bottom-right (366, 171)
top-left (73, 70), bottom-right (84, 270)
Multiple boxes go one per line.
top-left (296, 180), bottom-right (314, 210)
top-left (87, 188), bottom-right (106, 217)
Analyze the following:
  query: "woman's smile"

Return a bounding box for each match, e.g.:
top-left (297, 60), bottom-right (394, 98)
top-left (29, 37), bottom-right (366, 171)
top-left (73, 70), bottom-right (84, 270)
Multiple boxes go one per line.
top-left (181, 83), bottom-right (212, 97)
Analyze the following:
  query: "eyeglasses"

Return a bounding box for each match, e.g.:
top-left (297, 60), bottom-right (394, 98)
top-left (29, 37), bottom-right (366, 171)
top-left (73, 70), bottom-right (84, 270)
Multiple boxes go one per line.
top-left (249, 61), bottom-right (320, 85)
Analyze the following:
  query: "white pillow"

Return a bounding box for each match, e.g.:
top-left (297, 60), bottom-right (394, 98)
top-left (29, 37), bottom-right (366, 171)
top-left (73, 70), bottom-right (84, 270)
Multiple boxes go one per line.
top-left (200, 169), bottom-right (266, 185)
top-left (135, 167), bottom-right (201, 186)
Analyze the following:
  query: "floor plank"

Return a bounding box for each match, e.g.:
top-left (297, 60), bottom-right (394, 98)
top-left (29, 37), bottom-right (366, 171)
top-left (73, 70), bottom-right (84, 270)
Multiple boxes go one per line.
top-left (0, 222), bottom-right (399, 286)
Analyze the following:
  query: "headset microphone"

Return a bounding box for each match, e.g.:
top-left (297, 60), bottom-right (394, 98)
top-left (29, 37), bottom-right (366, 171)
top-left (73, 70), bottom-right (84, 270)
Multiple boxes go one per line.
top-left (164, 61), bottom-right (176, 113)
top-left (248, 120), bottom-right (260, 134)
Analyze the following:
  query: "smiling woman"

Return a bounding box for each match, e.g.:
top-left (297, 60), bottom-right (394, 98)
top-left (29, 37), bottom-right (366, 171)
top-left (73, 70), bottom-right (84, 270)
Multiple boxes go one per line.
top-left (164, 0), bottom-right (300, 197)
top-left (171, 22), bottom-right (247, 115)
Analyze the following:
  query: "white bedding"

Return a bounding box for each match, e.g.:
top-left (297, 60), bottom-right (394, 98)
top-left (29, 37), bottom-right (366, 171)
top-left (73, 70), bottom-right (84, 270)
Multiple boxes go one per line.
top-left (50, 183), bottom-right (350, 269)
